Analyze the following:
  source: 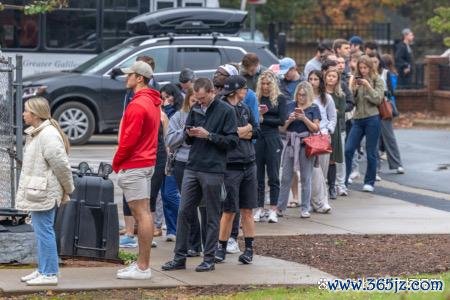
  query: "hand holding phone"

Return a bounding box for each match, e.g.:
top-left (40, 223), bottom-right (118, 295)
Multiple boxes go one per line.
top-left (259, 104), bottom-right (269, 115)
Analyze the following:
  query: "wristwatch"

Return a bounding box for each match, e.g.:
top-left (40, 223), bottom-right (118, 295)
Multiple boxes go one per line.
top-left (207, 133), bottom-right (213, 141)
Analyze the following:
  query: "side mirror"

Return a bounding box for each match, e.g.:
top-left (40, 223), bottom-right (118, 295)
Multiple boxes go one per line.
top-left (110, 68), bottom-right (123, 80)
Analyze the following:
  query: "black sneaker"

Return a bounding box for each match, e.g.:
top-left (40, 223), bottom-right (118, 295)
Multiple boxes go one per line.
top-left (329, 187), bottom-right (337, 200)
top-left (161, 259), bottom-right (186, 271)
top-left (214, 245), bottom-right (226, 263)
top-left (195, 261), bottom-right (215, 272)
top-left (238, 248), bottom-right (253, 264)
top-left (187, 249), bottom-right (201, 257)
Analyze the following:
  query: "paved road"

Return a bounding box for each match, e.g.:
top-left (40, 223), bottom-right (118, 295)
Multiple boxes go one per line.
top-left (378, 128), bottom-right (450, 194)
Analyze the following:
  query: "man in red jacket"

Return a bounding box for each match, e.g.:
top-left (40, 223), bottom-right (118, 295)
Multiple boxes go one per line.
top-left (112, 61), bottom-right (161, 280)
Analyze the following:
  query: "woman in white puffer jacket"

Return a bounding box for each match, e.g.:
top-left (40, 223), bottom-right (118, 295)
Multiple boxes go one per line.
top-left (16, 97), bottom-right (74, 286)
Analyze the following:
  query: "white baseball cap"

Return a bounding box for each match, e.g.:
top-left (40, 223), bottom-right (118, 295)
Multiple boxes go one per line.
top-left (121, 61), bottom-right (153, 79)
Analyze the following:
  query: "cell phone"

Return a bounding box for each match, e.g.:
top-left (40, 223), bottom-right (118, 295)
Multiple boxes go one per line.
top-left (185, 125), bottom-right (194, 130)
top-left (295, 107), bottom-right (303, 113)
top-left (259, 104), bottom-right (267, 109)
top-left (355, 76), bottom-right (362, 80)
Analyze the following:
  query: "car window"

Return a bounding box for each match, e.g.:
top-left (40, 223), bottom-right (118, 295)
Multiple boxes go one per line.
top-left (224, 48), bottom-right (246, 64)
top-left (115, 47), bottom-right (170, 73)
top-left (175, 47), bottom-right (221, 71)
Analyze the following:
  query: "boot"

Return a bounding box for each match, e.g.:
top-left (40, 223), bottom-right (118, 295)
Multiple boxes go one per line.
top-left (328, 164), bottom-right (337, 200)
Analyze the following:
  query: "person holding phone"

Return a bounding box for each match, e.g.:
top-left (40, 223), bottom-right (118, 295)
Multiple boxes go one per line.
top-left (277, 82), bottom-right (320, 218)
top-left (345, 55), bottom-right (385, 192)
top-left (253, 70), bottom-right (288, 223)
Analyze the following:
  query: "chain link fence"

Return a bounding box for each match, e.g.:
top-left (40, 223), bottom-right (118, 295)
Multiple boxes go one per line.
top-left (0, 56), bottom-right (14, 208)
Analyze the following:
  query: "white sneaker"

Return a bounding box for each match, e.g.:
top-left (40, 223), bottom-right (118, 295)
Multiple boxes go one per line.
top-left (117, 263), bottom-right (151, 280)
top-left (253, 208), bottom-right (262, 222)
top-left (300, 211), bottom-right (311, 218)
top-left (397, 167), bottom-right (405, 174)
top-left (166, 234), bottom-right (176, 242)
top-left (316, 204), bottom-right (332, 214)
top-left (26, 274), bottom-right (58, 286)
top-left (376, 174), bottom-right (382, 181)
top-left (380, 152), bottom-right (387, 160)
top-left (117, 262), bottom-right (137, 274)
top-left (349, 171), bottom-right (360, 180)
top-left (337, 186), bottom-right (348, 196)
top-left (362, 184), bottom-right (375, 192)
top-left (152, 240), bottom-right (157, 248)
top-left (21, 270), bottom-right (40, 282)
top-left (226, 237), bottom-right (241, 254)
top-left (268, 210), bottom-right (278, 223)
top-left (347, 178), bottom-right (353, 184)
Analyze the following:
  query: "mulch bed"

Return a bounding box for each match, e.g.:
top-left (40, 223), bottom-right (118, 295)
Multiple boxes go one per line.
top-left (249, 234), bottom-right (450, 278)
top-left (394, 111), bottom-right (450, 129)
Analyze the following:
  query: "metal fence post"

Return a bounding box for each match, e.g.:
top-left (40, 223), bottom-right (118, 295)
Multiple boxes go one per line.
top-left (15, 55), bottom-right (23, 186)
top-left (7, 57), bottom-right (15, 208)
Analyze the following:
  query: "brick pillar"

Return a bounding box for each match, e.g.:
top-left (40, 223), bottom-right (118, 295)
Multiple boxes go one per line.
top-left (424, 56), bottom-right (448, 109)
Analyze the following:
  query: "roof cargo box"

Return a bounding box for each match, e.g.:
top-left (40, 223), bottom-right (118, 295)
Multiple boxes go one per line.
top-left (127, 8), bottom-right (247, 36)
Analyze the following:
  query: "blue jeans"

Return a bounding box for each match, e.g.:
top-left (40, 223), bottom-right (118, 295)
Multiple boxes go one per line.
top-left (31, 206), bottom-right (58, 276)
top-left (345, 115), bottom-right (381, 186)
top-left (161, 175), bottom-right (180, 235)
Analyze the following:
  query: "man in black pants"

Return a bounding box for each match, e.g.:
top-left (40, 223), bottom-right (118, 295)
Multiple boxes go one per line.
top-left (214, 75), bottom-right (259, 264)
top-left (162, 78), bottom-right (238, 272)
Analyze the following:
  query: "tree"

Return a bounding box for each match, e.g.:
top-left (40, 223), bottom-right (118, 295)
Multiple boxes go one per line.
top-left (0, 0), bottom-right (68, 15)
top-left (427, 7), bottom-right (450, 47)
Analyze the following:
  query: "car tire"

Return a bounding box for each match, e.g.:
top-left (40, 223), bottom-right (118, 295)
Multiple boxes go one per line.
top-left (53, 101), bottom-right (95, 146)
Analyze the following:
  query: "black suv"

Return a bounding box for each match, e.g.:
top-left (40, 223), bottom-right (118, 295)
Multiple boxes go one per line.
top-left (23, 35), bottom-right (278, 145)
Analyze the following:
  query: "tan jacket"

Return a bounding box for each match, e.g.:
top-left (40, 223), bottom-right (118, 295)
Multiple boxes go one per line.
top-left (15, 120), bottom-right (74, 211)
top-left (352, 75), bottom-right (385, 120)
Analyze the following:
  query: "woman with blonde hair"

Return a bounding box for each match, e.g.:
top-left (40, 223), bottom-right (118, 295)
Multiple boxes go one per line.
top-left (277, 81), bottom-right (320, 218)
top-left (324, 68), bottom-right (346, 199)
top-left (253, 70), bottom-right (287, 223)
top-left (345, 55), bottom-right (384, 192)
top-left (16, 97), bottom-right (74, 286)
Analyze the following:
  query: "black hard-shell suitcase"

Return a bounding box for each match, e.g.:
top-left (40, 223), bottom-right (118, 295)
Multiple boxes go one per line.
top-left (55, 162), bottom-right (119, 260)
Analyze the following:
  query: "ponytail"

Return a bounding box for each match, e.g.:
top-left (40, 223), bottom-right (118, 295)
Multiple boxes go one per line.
top-left (49, 118), bottom-right (70, 154)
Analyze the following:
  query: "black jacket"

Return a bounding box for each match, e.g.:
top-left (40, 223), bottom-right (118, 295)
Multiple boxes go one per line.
top-left (223, 98), bottom-right (259, 167)
top-left (260, 94), bottom-right (288, 136)
top-left (395, 41), bottom-right (413, 77)
top-left (185, 99), bottom-right (238, 173)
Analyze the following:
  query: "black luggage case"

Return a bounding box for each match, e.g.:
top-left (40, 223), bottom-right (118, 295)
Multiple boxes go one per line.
top-left (55, 162), bottom-right (119, 260)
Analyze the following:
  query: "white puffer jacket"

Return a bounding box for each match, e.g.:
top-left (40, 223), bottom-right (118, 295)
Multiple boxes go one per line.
top-left (15, 120), bottom-right (74, 211)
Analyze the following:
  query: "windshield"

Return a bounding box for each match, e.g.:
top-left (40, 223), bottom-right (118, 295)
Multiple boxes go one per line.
top-left (73, 45), bottom-right (136, 74)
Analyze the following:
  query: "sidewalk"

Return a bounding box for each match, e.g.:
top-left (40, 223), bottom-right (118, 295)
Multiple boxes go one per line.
top-left (2, 185), bottom-right (450, 294)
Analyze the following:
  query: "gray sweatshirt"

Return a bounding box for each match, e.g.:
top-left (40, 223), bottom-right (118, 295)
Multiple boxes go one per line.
top-left (165, 111), bottom-right (191, 163)
top-left (313, 94), bottom-right (337, 134)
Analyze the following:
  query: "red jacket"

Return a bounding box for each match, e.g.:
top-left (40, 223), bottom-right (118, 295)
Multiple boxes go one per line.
top-left (112, 88), bottom-right (161, 173)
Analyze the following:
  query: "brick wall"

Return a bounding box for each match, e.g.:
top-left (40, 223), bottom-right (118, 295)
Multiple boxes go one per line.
top-left (396, 56), bottom-right (450, 115)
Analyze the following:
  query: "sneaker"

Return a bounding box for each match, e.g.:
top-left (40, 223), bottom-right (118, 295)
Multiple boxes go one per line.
top-left (154, 228), bottom-right (163, 237)
top-left (119, 235), bottom-right (137, 248)
top-left (226, 237), bottom-right (240, 254)
top-left (268, 210), bottom-right (278, 223)
top-left (316, 204), bottom-right (332, 214)
top-left (166, 234), bottom-right (176, 242)
top-left (118, 262), bottom-right (137, 274)
top-left (214, 245), bottom-right (226, 263)
top-left (300, 211), bottom-right (311, 218)
top-left (337, 186), bottom-right (348, 196)
top-left (397, 167), bottom-right (405, 174)
top-left (349, 171), bottom-right (360, 180)
top-left (238, 248), bottom-right (253, 264)
top-left (347, 178), bottom-right (353, 184)
top-left (329, 187), bottom-right (337, 200)
top-left (21, 270), bottom-right (40, 282)
top-left (376, 174), bottom-right (382, 181)
top-left (253, 208), bottom-right (263, 222)
top-left (380, 152), bottom-right (387, 160)
top-left (152, 240), bottom-right (157, 248)
top-left (362, 184), bottom-right (375, 192)
top-left (276, 210), bottom-right (283, 217)
top-left (117, 263), bottom-right (151, 280)
top-left (26, 274), bottom-right (58, 286)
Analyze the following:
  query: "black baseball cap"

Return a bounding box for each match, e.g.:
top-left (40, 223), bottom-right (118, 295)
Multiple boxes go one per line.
top-left (220, 75), bottom-right (247, 96)
top-left (179, 68), bottom-right (195, 83)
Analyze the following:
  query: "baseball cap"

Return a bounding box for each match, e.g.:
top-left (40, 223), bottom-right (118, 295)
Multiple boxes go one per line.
top-left (179, 68), bottom-right (195, 83)
top-left (349, 36), bottom-right (363, 45)
top-left (220, 75), bottom-right (247, 96)
top-left (278, 57), bottom-right (296, 76)
top-left (121, 61), bottom-right (153, 79)
top-left (219, 64), bottom-right (239, 76)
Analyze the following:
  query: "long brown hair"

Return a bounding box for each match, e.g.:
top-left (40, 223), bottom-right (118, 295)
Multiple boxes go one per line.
top-left (355, 55), bottom-right (378, 81)
top-left (324, 69), bottom-right (344, 97)
top-left (181, 88), bottom-right (194, 112)
top-left (25, 97), bottom-right (70, 153)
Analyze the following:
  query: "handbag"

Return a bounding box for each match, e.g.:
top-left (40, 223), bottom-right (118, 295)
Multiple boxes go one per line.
top-left (378, 97), bottom-right (393, 120)
top-left (303, 132), bottom-right (332, 158)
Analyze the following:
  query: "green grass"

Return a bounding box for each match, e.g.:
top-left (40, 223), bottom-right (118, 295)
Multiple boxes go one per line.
top-left (200, 272), bottom-right (450, 300)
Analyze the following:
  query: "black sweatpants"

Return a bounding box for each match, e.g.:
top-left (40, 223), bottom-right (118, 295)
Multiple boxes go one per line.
top-left (255, 134), bottom-right (283, 207)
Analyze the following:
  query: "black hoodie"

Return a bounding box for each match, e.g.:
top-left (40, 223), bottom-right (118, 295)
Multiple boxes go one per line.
top-left (185, 98), bottom-right (238, 173)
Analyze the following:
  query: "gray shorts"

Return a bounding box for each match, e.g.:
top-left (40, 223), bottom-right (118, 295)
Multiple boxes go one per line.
top-left (117, 167), bottom-right (154, 202)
